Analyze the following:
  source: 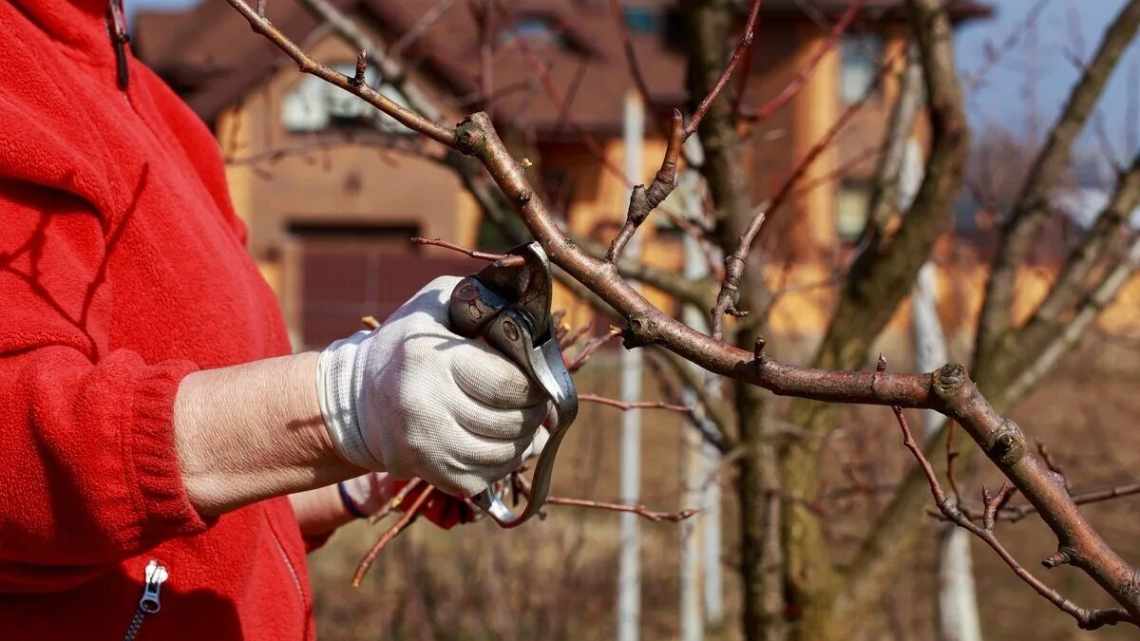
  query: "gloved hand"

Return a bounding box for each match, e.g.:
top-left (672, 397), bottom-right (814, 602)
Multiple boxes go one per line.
top-left (317, 276), bottom-right (550, 498)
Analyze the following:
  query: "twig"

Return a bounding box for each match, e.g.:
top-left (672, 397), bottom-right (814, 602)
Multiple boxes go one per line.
top-left (410, 236), bottom-right (525, 266)
top-left (558, 322), bottom-right (593, 351)
top-left (514, 474), bottom-right (696, 522)
top-left (944, 481), bottom-right (1140, 525)
top-left (388, 0), bottom-right (456, 60)
top-left (710, 209), bottom-right (766, 340)
top-left (647, 349), bottom-right (733, 452)
top-left (644, 351), bottom-right (731, 452)
top-left (565, 327), bottom-right (622, 372)
top-left (710, 52), bottom-right (895, 338)
top-left (607, 0), bottom-right (657, 126)
top-left (368, 477), bottom-right (425, 524)
top-left (741, 0), bottom-right (863, 122)
top-left (684, 0), bottom-right (763, 138)
top-left (350, 50), bottom-right (367, 87)
top-left (232, 0), bottom-right (455, 145)
top-left (946, 418), bottom-right (962, 504)
top-left (606, 111), bottom-right (685, 262)
top-left (1037, 442), bottom-right (1072, 493)
top-left (579, 393), bottom-right (691, 414)
top-left (545, 495), bottom-right (698, 523)
top-left (892, 405), bottom-right (1134, 631)
top-left (352, 485), bottom-right (435, 587)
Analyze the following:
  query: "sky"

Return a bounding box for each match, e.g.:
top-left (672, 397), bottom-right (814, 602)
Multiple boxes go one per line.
top-left (128, 0), bottom-right (1139, 153)
top-left (953, 0), bottom-right (1140, 152)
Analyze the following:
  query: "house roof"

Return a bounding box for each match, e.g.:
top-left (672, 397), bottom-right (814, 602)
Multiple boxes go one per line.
top-left (133, 0), bottom-right (991, 134)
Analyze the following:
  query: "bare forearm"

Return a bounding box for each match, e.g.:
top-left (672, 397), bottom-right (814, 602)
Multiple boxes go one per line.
top-left (174, 352), bottom-right (363, 516)
top-left (290, 484), bottom-right (357, 538)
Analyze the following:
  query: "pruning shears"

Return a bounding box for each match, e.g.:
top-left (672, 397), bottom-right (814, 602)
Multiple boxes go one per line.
top-left (448, 242), bottom-right (579, 528)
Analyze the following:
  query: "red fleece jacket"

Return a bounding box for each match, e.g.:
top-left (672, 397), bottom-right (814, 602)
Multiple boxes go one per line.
top-left (0, 2), bottom-right (315, 639)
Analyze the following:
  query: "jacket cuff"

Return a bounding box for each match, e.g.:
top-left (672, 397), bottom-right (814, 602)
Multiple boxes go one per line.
top-left (128, 362), bottom-right (211, 543)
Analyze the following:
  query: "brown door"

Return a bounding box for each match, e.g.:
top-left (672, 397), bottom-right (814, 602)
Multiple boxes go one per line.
top-left (293, 224), bottom-right (484, 349)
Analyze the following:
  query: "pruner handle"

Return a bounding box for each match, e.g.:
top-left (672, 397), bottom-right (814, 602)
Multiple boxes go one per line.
top-left (447, 248), bottom-right (578, 528)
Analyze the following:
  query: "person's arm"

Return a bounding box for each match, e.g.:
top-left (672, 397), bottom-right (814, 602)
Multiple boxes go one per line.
top-left (0, 180), bottom-right (541, 592)
top-left (173, 277), bottom-right (550, 519)
top-left (289, 484), bottom-right (357, 540)
top-left (173, 352), bottom-right (361, 516)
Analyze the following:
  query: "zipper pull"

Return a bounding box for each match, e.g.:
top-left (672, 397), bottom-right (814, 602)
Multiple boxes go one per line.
top-left (139, 559), bottom-right (169, 614)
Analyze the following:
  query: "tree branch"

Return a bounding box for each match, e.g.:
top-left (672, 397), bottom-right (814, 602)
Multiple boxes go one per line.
top-left (892, 405), bottom-right (1135, 631)
top-left (409, 236), bottom-right (525, 266)
top-left (1014, 151), bottom-right (1140, 354)
top-left (684, 0), bottom-right (764, 138)
top-left (740, 0), bottom-right (863, 123)
top-left (228, 0), bottom-right (1140, 625)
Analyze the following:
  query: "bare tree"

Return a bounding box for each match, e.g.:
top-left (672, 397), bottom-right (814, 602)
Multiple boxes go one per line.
top-left (220, 0), bottom-right (1140, 639)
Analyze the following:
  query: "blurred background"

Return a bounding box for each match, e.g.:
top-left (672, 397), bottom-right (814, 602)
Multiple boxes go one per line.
top-left (123, 1), bottom-right (1140, 640)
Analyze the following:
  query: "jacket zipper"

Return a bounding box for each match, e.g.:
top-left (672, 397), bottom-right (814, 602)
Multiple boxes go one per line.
top-left (267, 514), bottom-right (308, 638)
top-left (122, 559), bottom-right (168, 641)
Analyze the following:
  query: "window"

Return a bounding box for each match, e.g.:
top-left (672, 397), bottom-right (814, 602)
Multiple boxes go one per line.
top-left (623, 6), bottom-right (664, 34)
top-left (498, 16), bottom-right (565, 47)
top-left (840, 34), bottom-right (883, 103)
top-left (836, 181), bottom-right (870, 242)
top-left (281, 62), bottom-right (413, 134)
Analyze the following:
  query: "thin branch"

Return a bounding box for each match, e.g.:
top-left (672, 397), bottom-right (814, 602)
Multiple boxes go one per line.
top-left (557, 322), bottom-right (593, 351)
top-left (1004, 233), bottom-right (1140, 402)
top-left (514, 474), bottom-right (696, 522)
top-left (645, 350), bottom-right (733, 452)
top-left (891, 406), bottom-right (1134, 631)
top-left (579, 392), bottom-right (691, 414)
top-left (1012, 152), bottom-right (1140, 365)
top-left (290, 0), bottom-right (447, 126)
top-left (352, 484), bottom-right (435, 587)
top-left (350, 49), bottom-right (367, 87)
top-left (710, 53), bottom-right (893, 338)
top-left (606, 111), bottom-right (685, 263)
top-left (607, 0), bottom-right (656, 121)
top-left (409, 236), bottom-right (525, 266)
top-left (368, 477), bottom-right (425, 524)
top-left (857, 48), bottom-right (923, 250)
top-left (710, 209), bottom-right (766, 340)
top-left (648, 348), bottom-right (733, 450)
top-left (545, 495), bottom-right (698, 523)
top-left (388, 0), bottom-right (456, 60)
top-left (565, 327), bottom-right (623, 372)
top-left (991, 481), bottom-right (1140, 524)
top-left (684, 0), bottom-right (763, 138)
top-left (741, 0), bottom-right (863, 123)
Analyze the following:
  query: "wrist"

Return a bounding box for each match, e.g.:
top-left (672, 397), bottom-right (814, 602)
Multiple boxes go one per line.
top-left (338, 473), bottom-right (389, 516)
top-left (337, 480), bottom-right (369, 519)
top-left (316, 331), bottom-right (385, 470)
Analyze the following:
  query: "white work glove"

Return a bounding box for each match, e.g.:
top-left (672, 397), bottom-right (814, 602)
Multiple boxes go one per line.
top-left (317, 276), bottom-right (550, 498)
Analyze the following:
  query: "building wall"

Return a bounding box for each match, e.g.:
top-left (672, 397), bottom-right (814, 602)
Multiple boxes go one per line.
top-left (204, 17), bottom-right (1140, 352)
top-left (215, 30), bottom-right (481, 345)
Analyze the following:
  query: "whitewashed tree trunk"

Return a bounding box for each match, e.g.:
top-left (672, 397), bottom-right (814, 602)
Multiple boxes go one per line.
top-left (913, 263), bottom-right (984, 641)
top-left (617, 91), bottom-right (644, 641)
top-left (678, 143), bottom-right (714, 640)
top-left (701, 437), bottom-right (723, 628)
